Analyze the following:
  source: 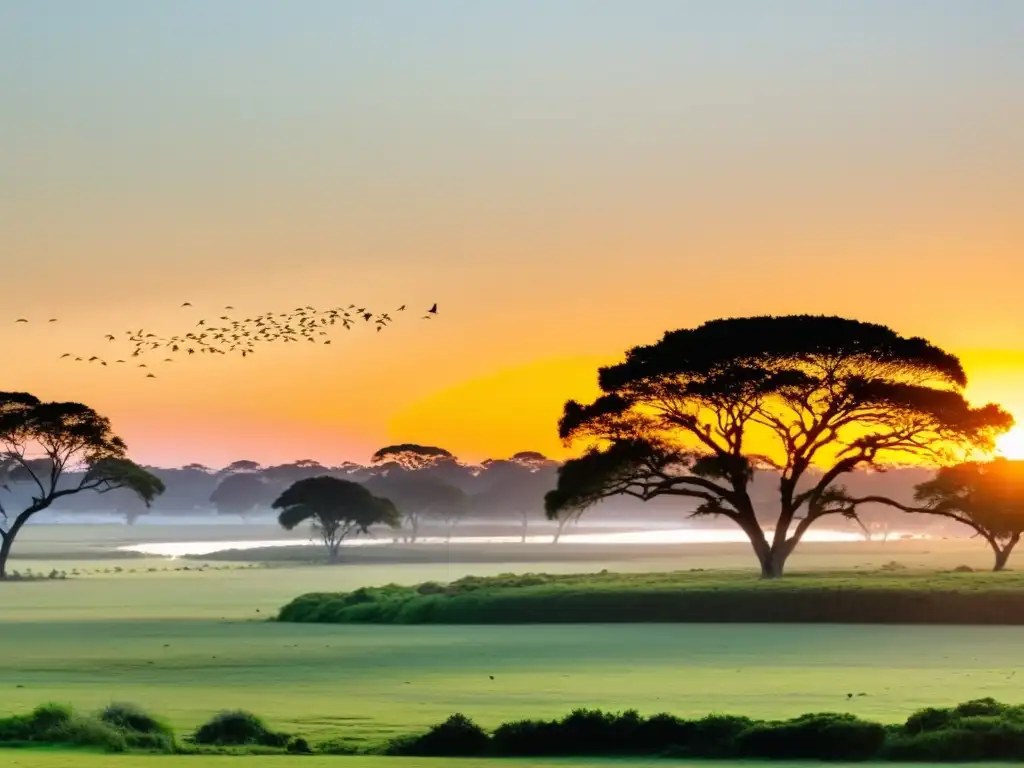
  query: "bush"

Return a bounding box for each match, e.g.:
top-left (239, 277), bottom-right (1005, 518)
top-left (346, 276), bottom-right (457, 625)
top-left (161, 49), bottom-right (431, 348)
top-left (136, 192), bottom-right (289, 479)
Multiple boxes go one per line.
top-left (99, 702), bottom-right (175, 751)
top-left (276, 569), bottom-right (1024, 626)
top-left (0, 703), bottom-right (133, 752)
top-left (386, 713), bottom-right (489, 756)
top-left (734, 712), bottom-right (886, 760)
top-left (192, 710), bottom-right (289, 747)
top-left (287, 736), bottom-right (313, 754)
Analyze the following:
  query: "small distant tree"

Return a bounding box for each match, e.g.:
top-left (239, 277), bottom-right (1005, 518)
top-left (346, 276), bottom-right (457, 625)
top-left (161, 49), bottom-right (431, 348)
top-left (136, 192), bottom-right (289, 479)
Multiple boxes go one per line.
top-left (369, 443), bottom-right (477, 489)
top-left (0, 392), bottom-right (164, 577)
top-left (364, 474), bottom-right (468, 542)
top-left (220, 459), bottom-right (262, 475)
top-left (545, 316), bottom-right (1012, 577)
top-left (209, 472), bottom-right (273, 521)
top-left (474, 454), bottom-right (560, 542)
top-left (273, 476), bottom-right (400, 562)
top-left (371, 444), bottom-right (455, 471)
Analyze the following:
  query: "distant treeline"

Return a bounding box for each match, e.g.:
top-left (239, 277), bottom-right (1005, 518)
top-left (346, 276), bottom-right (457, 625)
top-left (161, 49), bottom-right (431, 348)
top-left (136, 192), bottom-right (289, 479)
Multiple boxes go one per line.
top-left (277, 569), bottom-right (1024, 626)
top-left (7, 697), bottom-right (1024, 761)
top-left (17, 444), bottom-right (961, 537)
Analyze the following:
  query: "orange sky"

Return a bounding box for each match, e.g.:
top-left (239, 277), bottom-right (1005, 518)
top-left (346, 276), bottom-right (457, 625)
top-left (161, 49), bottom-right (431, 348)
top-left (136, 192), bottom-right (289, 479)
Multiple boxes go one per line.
top-left (1, 3), bottom-right (1022, 468)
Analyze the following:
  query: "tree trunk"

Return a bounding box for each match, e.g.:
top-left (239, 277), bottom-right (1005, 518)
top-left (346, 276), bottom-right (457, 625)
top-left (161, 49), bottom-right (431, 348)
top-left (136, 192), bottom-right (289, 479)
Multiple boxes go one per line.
top-left (756, 539), bottom-right (795, 579)
top-left (326, 541), bottom-right (341, 563)
top-left (993, 533), bottom-right (1019, 571)
top-left (0, 533), bottom-right (13, 579)
top-left (552, 517), bottom-right (567, 544)
top-left (0, 514), bottom-right (30, 579)
top-left (759, 550), bottom-right (787, 579)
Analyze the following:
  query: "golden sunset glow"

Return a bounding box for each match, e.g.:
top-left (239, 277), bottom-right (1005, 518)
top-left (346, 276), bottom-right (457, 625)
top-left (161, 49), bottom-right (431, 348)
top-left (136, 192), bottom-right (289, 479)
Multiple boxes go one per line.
top-left (2, 4), bottom-right (1022, 468)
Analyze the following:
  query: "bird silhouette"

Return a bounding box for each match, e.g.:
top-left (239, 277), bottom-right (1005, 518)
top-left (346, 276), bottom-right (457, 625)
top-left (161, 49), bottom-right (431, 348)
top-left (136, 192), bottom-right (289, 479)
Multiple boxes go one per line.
top-left (67, 300), bottom-right (437, 369)
top-left (15, 318), bottom-right (27, 323)
top-left (48, 318), bottom-right (57, 323)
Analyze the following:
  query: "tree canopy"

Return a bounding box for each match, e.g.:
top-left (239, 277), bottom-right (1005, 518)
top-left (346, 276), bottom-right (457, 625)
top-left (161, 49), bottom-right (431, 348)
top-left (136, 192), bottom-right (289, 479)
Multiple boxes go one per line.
top-left (363, 473), bottom-right (468, 541)
top-left (474, 453), bottom-right (560, 541)
top-left (911, 458), bottom-right (1024, 570)
top-left (209, 471), bottom-right (273, 519)
top-left (0, 392), bottom-right (163, 576)
top-left (273, 476), bottom-right (400, 561)
top-left (545, 316), bottom-right (1012, 577)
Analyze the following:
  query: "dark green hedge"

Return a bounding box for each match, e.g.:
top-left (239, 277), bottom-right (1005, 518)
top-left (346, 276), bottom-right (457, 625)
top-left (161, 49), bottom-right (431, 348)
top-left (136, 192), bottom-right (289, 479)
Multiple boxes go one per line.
top-left (277, 570), bottom-right (1024, 625)
top-left (7, 698), bottom-right (1024, 760)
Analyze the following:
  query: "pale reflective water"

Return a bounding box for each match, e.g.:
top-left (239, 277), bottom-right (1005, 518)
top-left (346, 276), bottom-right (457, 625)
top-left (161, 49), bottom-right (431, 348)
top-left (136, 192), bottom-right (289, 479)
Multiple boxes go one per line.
top-left (118, 528), bottom-right (926, 558)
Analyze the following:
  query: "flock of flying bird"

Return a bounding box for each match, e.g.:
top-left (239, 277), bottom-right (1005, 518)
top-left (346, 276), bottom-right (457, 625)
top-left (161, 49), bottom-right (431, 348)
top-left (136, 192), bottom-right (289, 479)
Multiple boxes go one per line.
top-left (14, 301), bottom-right (438, 379)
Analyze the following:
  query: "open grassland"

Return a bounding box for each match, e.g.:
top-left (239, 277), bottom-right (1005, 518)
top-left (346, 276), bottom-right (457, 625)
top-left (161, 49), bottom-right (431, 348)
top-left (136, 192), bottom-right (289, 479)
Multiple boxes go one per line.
top-left (0, 756), bottom-right (935, 768)
top-left (4, 566), bottom-right (1024, 745)
top-left (0, 754), bottom-right (673, 767)
top-left (5, 524), bottom-right (1024, 762)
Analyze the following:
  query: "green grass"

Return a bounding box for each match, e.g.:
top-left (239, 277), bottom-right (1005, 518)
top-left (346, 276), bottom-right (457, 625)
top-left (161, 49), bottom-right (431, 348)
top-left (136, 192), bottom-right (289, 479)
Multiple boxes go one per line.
top-left (4, 526), bottom-right (1024, 761)
top-left (0, 754), bottom-right (752, 767)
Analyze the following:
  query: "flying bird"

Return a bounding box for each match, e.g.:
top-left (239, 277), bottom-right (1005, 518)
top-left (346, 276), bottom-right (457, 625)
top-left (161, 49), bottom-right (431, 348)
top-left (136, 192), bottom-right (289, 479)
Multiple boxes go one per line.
top-left (15, 318), bottom-right (27, 323)
top-left (60, 353), bottom-right (71, 359)
top-left (48, 318), bottom-right (57, 323)
top-left (146, 373), bottom-right (156, 378)
top-left (181, 302), bottom-right (192, 307)
top-left (427, 303), bottom-right (438, 314)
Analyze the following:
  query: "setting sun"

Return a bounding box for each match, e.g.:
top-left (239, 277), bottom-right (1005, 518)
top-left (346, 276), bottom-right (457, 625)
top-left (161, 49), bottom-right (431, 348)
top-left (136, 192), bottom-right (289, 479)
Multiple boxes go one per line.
top-left (997, 428), bottom-right (1024, 460)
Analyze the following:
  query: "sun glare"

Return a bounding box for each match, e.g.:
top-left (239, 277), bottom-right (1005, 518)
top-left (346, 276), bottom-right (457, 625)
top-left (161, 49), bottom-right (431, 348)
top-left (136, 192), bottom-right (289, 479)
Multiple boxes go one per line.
top-left (996, 427), bottom-right (1024, 460)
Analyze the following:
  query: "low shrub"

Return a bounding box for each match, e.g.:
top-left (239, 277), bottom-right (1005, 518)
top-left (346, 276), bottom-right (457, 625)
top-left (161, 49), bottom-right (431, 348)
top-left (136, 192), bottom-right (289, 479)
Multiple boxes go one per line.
top-left (386, 713), bottom-right (489, 756)
top-left (191, 710), bottom-right (289, 747)
top-left (99, 702), bottom-right (175, 751)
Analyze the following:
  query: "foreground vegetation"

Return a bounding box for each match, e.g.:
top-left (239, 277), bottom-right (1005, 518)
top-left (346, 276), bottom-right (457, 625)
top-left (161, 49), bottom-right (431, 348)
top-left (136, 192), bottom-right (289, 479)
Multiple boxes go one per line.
top-left (7, 697), bottom-right (1024, 761)
top-left (278, 568), bottom-right (1024, 624)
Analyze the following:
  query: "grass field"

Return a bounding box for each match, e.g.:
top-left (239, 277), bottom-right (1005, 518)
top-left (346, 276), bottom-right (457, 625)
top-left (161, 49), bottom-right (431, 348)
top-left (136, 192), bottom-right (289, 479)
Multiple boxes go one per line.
top-left (0, 755), bottom-right (673, 768)
top-left (3, 523), bottom-right (1024, 762)
top-left (11, 756), bottom-right (973, 768)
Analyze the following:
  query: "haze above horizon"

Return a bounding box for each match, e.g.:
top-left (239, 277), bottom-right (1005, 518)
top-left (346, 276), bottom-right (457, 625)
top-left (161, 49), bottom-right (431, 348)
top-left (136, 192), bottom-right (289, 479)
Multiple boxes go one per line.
top-left (2, 1), bottom-right (1022, 466)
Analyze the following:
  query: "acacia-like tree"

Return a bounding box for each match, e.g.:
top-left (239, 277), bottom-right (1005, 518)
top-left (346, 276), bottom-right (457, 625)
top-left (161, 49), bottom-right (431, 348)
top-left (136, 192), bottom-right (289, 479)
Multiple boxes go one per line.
top-left (545, 316), bottom-right (1012, 578)
top-left (219, 459), bottom-right (262, 475)
top-left (273, 476), bottom-right (400, 562)
top-left (0, 392), bottom-right (164, 577)
top-left (363, 474), bottom-right (468, 542)
top-left (850, 458), bottom-right (1024, 571)
top-left (209, 472), bottom-right (273, 521)
top-left (475, 454), bottom-right (560, 542)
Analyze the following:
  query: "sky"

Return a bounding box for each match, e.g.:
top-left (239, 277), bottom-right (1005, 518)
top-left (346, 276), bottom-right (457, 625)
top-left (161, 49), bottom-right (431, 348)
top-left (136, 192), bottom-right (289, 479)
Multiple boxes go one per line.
top-left (1, 1), bottom-right (1023, 468)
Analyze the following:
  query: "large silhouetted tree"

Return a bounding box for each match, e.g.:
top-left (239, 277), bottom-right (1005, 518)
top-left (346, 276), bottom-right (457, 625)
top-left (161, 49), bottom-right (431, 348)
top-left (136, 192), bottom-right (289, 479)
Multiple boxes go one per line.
top-left (0, 392), bottom-right (164, 577)
top-left (273, 476), bottom-right (400, 562)
top-left (363, 474), bottom-right (468, 542)
top-left (544, 316), bottom-right (1012, 578)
